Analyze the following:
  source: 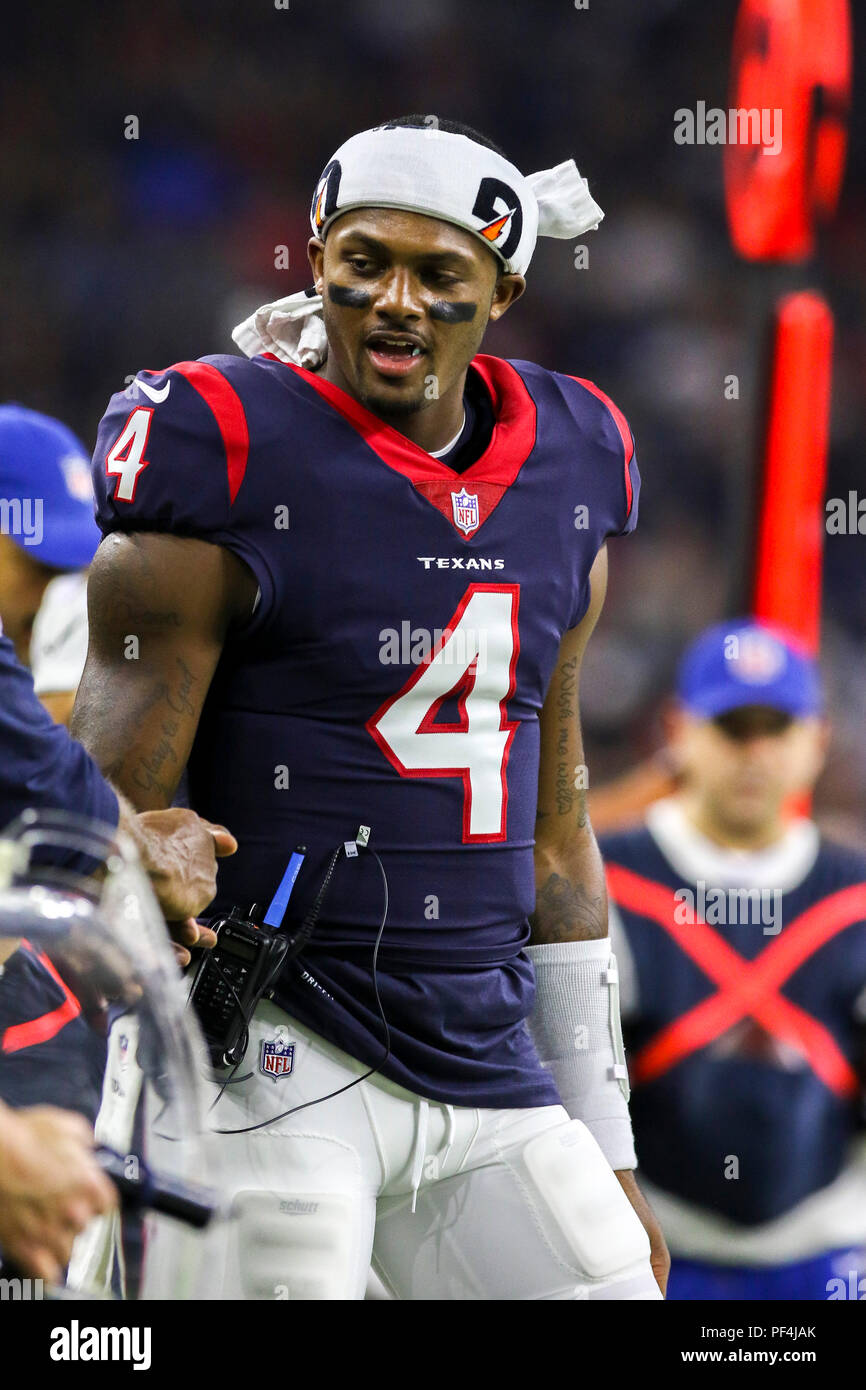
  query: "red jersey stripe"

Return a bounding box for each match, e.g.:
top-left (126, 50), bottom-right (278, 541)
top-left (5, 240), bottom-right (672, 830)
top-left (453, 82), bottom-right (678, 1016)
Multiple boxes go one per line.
top-left (569, 376), bottom-right (635, 519)
top-left (273, 354), bottom-right (537, 490)
top-left (169, 361), bottom-right (251, 505)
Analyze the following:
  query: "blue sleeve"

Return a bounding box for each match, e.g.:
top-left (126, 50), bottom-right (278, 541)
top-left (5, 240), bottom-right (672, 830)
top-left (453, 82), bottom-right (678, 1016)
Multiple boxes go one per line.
top-left (568, 375), bottom-right (640, 542)
top-left (92, 357), bottom-right (276, 625)
top-left (93, 360), bottom-right (236, 539)
top-left (0, 634), bottom-right (119, 832)
top-left (556, 373), bottom-right (640, 628)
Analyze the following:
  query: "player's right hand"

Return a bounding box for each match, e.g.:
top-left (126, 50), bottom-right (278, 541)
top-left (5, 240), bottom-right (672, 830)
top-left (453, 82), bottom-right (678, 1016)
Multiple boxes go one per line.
top-left (125, 808), bottom-right (238, 962)
top-left (131, 808), bottom-right (238, 920)
top-left (0, 1103), bottom-right (117, 1283)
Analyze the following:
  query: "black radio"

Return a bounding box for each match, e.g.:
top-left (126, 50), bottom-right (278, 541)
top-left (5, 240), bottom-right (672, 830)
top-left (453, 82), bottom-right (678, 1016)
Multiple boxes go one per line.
top-left (189, 841), bottom-right (358, 1070)
top-left (195, 830), bottom-right (393, 1135)
top-left (189, 905), bottom-right (291, 1068)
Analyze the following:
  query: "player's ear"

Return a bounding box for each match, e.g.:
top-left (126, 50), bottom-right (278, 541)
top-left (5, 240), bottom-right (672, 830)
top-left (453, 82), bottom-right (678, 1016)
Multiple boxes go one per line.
top-left (488, 273), bottom-right (526, 322)
top-left (307, 237), bottom-right (326, 294)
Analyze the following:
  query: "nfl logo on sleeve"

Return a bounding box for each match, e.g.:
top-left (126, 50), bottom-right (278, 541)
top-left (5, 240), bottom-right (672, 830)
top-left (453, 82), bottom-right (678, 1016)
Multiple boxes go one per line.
top-left (260, 1038), bottom-right (295, 1080)
top-left (451, 489), bottom-right (479, 535)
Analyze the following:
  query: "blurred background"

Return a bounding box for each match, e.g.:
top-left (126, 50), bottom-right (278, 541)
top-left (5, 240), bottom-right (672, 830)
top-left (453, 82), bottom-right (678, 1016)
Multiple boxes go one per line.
top-left (1, 0), bottom-right (863, 830)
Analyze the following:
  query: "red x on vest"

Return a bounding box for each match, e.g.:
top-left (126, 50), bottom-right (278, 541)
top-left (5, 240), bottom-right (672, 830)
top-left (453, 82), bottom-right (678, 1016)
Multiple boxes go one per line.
top-left (606, 864), bottom-right (866, 1098)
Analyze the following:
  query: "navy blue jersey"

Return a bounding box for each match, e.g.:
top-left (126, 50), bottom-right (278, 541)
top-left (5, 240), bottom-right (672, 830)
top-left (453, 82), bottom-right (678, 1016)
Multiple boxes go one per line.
top-left (0, 944), bottom-right (106, 1119)
top-left (93, 351), bottom-right (639, 1106)
top-left (0, 633), bottom-right (118, 835)
top-left (601, 822), bottom-right (866, 1224)
top-left (0, 635), bottom-right (115, 1117)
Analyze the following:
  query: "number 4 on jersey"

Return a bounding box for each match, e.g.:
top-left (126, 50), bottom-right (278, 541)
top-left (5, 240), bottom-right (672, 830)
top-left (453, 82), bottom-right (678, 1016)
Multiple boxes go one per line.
top-left (367, 585), bottom-right (520, 843)
top-left (105, 406), bottom-right (154, 502)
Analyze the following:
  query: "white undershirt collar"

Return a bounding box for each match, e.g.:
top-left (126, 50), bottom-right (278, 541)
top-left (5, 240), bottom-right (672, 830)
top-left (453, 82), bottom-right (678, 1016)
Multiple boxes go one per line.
top-left (427, 409), bottom-right (467, 459)
top-left (646, 796), bottom-right (820, 893)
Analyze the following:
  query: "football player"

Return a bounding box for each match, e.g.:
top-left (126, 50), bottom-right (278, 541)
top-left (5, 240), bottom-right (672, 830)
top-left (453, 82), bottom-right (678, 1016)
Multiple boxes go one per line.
top-left (73, 116), bottom-right (667, 1299)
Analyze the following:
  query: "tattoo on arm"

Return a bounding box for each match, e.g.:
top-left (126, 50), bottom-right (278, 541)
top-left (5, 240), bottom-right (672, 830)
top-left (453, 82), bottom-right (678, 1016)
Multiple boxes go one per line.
top-left (78, 649), bottom-right (200, 807)
top-left (530, 871), bottom-right (606, 943)
top-left (128, 656), bottom-right (198, 799)
top-left (73, 532), bottom-right (247, 810)
top-left (546, 656), bottom-right (590, 828)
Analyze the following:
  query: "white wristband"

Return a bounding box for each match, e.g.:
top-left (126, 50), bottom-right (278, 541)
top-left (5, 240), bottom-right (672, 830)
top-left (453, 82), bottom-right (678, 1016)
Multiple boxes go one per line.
top-left (526, 938), bottom-right (638, 1171)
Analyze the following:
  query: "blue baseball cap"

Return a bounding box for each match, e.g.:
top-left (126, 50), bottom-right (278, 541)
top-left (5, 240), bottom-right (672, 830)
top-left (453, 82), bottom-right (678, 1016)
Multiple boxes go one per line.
top-left (677, 619), bottom-right (823, 719)
top-left (0, 405), bottom-right (99, 569)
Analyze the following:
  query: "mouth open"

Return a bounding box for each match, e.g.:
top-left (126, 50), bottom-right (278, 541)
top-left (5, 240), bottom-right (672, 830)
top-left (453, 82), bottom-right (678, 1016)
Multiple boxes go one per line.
top-left (365, 334), bottom-right (428, 379)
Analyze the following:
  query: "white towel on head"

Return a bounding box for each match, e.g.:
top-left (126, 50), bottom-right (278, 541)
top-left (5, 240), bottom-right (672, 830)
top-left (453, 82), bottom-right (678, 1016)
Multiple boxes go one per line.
top-left (232, 289), bottom-right (328, 368)
top-left (527, 160), bottom-right (604, 239)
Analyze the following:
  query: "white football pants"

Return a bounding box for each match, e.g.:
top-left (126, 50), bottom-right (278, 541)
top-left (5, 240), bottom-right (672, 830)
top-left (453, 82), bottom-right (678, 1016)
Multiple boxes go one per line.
top-left (143, 1001), bottom-right (661, 1301)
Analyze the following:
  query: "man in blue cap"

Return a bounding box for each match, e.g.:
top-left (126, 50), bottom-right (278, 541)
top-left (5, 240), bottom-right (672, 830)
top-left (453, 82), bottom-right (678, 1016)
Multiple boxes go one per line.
top-left (0, 405), bottom-right (99, 667)
top-left (600, 619), bottom-right (866, 1301)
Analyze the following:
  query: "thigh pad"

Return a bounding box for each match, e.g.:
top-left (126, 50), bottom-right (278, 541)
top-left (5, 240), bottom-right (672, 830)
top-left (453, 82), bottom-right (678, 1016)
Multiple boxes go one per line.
top-left (521, 1119), bottom-right (651, 1279)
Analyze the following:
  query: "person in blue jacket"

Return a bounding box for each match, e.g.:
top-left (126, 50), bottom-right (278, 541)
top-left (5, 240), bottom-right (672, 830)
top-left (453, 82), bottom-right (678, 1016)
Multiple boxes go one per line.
top-left (0, 620), bottom-right (236, 1278)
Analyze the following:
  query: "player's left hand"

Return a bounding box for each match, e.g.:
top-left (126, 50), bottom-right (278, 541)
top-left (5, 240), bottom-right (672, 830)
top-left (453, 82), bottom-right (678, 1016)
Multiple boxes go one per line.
top-left (615, 1168), bottom-right (669, 1297)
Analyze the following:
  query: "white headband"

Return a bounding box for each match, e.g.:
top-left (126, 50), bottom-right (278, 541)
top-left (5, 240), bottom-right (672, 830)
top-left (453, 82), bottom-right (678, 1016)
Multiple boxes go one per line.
top-left (310, 124), bottom-right (604, 277)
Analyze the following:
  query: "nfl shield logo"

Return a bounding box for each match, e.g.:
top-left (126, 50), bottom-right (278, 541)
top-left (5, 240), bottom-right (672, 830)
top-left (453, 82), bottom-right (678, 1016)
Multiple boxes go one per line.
top-left (59, 452), bottom-right (93, 503)
top-left (260, 1039), bottom-right (295, 1081)
top-left (451, 489), bottom-right (479, 535)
